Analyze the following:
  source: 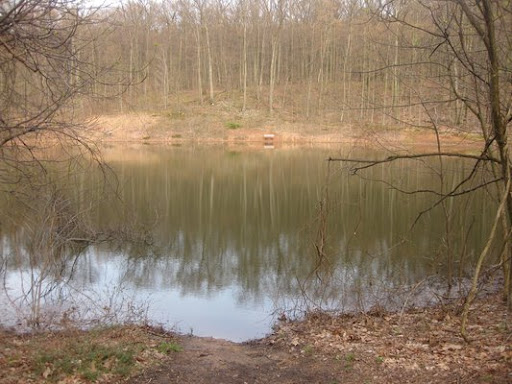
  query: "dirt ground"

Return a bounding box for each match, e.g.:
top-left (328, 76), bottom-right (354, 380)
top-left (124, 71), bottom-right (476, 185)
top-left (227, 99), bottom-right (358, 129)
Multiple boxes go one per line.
top-left (128, 336), bottom-right (344, 384)
top-left (127, 294), bottom-right (511, 384)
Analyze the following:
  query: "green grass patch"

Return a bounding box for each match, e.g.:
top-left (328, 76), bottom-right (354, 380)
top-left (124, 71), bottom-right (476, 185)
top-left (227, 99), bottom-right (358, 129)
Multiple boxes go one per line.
top-left (157, 341), bottom-right (183, 354)
top-left (345, 352), bottom-right (356, 362)
top-left (225, 121), bottom-right (241, 130)
top-left (302, 344), bottom-right (314, 356)
top-left (34, 340), bottom-right (141, 382)
top-left (342, 352), bottom-right (356, 371)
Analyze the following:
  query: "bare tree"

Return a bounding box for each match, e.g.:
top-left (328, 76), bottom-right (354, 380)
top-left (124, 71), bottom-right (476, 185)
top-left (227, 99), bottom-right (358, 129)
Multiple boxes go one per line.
top-left (329, 0), bottom-right (512, 335)
top-left (0, 0), bottom-right (117, 181)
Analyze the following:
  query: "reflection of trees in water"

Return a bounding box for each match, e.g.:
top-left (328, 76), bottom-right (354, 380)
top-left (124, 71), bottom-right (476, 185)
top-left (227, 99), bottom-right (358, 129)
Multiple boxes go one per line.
top-left (0, 186), bottom-right (92, 328)
top-left (1, 147), bottom-right (496, 313)
top-left (106, 149), bottom-right (493, 303)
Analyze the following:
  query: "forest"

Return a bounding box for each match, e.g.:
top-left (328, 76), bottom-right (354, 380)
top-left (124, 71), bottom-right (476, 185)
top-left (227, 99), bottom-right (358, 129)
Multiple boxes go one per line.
top-left (4, 0), bottom-right (510, 130)
top-left (0, 2), bottom-right (511, 382)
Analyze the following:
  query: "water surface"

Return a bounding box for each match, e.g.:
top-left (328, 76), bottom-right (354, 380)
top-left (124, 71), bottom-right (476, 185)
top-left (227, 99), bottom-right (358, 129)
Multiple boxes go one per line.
top-left (0, 145), bottom-right (495, 340)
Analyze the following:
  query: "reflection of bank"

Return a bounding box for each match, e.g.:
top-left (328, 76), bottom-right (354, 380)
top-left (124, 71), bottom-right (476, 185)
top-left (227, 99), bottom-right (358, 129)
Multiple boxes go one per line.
top-left (264, 134), bottom-right (275, 149)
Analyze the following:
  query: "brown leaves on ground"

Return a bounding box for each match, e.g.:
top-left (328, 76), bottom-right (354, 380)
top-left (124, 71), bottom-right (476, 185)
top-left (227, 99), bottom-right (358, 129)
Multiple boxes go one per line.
top-left (267, 294), bottom-right (511, 383)
top-left (131, 294), bottom-right (510, 384)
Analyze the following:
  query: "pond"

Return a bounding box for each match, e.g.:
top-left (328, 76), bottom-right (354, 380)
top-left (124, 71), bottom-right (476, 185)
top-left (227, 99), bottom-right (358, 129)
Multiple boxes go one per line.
top-left (0, 144), bottom-right (496, 341)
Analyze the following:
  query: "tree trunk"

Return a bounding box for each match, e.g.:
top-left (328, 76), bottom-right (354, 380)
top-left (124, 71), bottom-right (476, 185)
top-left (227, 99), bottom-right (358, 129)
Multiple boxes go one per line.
top-left (205, 24), bottom-right (214, 104)
top-left (242, 3), bottom-right (248, 112)
top-left (195, 24), bottom-right (203, 105)
top-left (269, 36), bottom-right (278, 115)
top-left (341, 22), bottom-right (352, 123)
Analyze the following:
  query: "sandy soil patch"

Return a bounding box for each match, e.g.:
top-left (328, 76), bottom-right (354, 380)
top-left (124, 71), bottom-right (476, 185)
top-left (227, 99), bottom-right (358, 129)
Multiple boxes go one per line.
top-left (86, 112), bottom-right (482, 152)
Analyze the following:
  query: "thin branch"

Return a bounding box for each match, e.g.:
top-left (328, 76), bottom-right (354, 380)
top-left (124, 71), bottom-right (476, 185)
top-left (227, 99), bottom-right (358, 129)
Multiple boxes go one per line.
top-left (328, 152), bottom-right (500, 174)
top-left (371, 176), bottom-right (502, 198)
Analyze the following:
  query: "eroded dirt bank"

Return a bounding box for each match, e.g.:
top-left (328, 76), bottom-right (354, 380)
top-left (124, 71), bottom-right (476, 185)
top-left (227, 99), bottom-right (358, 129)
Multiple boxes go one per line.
top-left (85, 112), bottom-right (482, 150)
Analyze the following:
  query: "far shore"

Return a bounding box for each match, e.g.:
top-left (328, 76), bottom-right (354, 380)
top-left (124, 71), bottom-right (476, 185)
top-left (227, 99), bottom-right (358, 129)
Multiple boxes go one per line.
top-left (85, 112), bottom-right (483, 151)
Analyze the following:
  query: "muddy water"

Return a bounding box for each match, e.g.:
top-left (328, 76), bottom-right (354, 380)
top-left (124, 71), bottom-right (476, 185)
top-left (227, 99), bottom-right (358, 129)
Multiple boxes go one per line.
top-left (0, 145), bottom-right (495, 340)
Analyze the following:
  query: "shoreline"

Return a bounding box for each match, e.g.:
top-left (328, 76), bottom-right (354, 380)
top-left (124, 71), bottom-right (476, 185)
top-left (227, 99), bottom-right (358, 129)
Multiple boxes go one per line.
top-left (1, 292), bottom-right (510, 383)
top-left (85, 112), bottom-right (484, 152)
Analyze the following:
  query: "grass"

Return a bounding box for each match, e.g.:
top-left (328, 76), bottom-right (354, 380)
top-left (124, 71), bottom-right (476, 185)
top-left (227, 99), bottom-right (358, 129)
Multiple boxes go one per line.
top-left (0, 326), bottom-right (175, 383)
top-left (302, 344), bottom-right (314, 356)
top-left (343, 352), bottom-right (356, 371)
top-left (33, 339), bottom-right (140, 382)
top-left (225, 121), bottom-right (241, 130)
top-left (157, 341), bottom-right (183, 354)
top-left (345, 352), bottom-right (356, 362)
